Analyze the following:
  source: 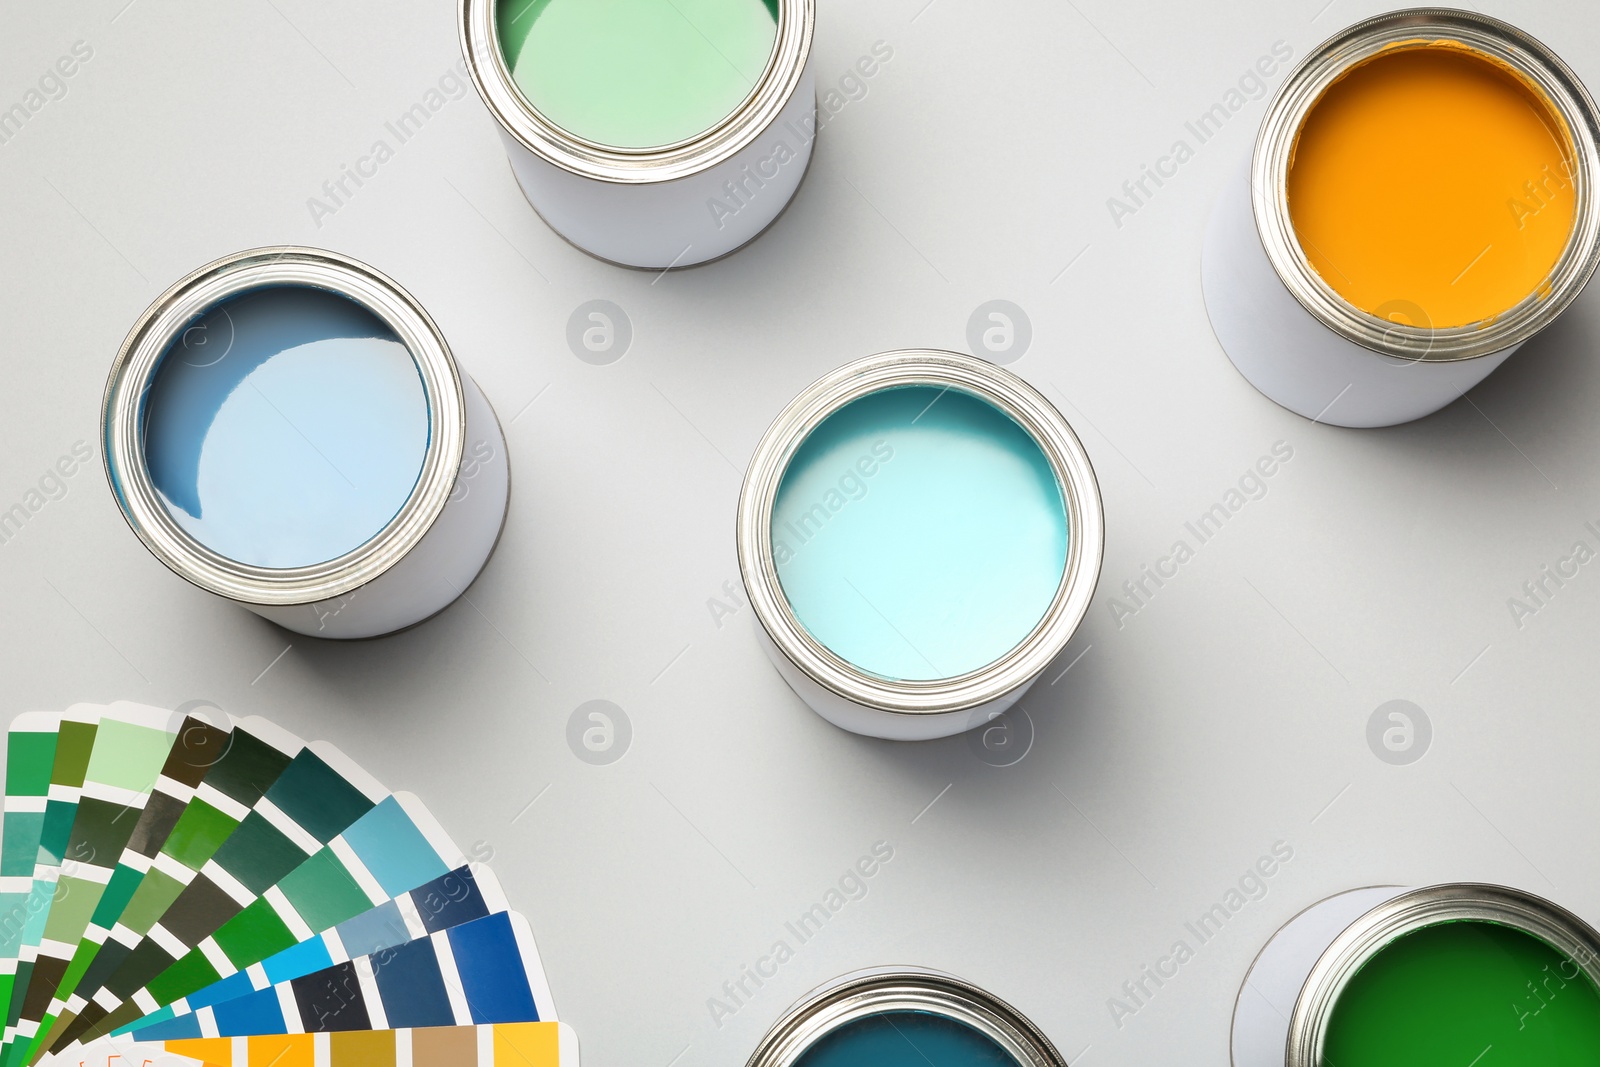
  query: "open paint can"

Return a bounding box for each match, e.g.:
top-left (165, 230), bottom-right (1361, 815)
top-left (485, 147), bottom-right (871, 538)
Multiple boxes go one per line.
top-left (747, 968), bottom-right (1068, 1067)
top-left (1233, 883), bottom-right (1600, 1066)
top-left (736, 351), bottom-right (1103, 741)
top-left (1202, 8), bottom-right (1600, 427)
top-left (460, 0), bottom-right (816, 269)
top-left (103, 247), bottom-right (510, 639)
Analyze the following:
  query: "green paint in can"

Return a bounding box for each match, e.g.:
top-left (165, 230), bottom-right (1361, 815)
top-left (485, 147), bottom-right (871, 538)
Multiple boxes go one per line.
top-left (1324, 919), bottom-right (1600, 1066)
top-left (496, 0), bottom-right (778, 149)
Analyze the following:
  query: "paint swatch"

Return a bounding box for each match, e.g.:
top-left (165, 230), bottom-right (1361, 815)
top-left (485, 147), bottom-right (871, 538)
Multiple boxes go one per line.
top-left (0, 708), bottom-right (573, 1067)
top-left (154, 1021), bottom-right (568, 1066)
top-left (20, 716), bottom-right (308, 1062)
top-left (3, 703), bottom-right (179, 1062)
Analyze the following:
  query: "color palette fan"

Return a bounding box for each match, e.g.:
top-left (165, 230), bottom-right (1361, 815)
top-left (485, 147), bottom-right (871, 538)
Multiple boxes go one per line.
top-left (0, 703), bottom-right (575, 1067)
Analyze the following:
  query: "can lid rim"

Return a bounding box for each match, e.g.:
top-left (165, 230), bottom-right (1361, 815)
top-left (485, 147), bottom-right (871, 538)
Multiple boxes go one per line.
top-left (459, 0), bottom-right (815, 185)
top-left (101, 246), bottom-right (467, 607)
top-left (735, 350), bottom-right (1105, 717)
top-left (1287, 882), bottom-right (1600, 1065)
top-left (1252, 7), bottom-right (1600, 362)
top-left (744, 966), bottom-right (1070, 1067)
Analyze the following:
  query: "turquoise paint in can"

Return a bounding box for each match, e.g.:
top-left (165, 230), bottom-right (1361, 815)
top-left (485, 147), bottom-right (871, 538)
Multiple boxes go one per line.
top-left (738, 351), bottom-right (1103, 740)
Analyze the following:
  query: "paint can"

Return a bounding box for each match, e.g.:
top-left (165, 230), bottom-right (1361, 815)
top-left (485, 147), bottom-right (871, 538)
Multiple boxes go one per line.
top-left (736, 350), bottom-right (1103, 741)
top-left (1233, 883), bottom-right (1600, 1066)
top-left (1202, 8), bottom-right (1600, 427)
top-left (460, 0), bottom-right (817, 269)
top-left (747, 968), bottom-right (1068, 1067)
top-left (102, 247), bottom-right (510, 639)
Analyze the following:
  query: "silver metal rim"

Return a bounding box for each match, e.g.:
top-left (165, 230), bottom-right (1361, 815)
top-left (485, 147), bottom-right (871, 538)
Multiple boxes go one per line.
top-left (745, 967), bottom-right (1069, 1067)
top-left (736, 350), bottom-right (1105, 717)
top-left (1286, 883), bottom-right (1600, 1066)
top-left (102, 246), bottom-right (466, 607)
top-left (460, 0), bottom-right (815, 184)
top-left (1252, 7), bottom-right (1600, 362)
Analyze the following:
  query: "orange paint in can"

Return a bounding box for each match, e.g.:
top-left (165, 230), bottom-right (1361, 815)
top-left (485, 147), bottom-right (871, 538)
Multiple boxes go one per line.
top-left (1287, 43), bottom-right (1576, 328)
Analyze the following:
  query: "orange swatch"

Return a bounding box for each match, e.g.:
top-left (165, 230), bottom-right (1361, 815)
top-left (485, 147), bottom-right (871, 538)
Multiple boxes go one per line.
top-left (1287, 43), bottom-right (1576, 328)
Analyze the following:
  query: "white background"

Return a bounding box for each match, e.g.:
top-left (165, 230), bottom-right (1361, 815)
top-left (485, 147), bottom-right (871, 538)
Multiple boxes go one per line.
top-left (4, 1), bottom-right (1600, 1065)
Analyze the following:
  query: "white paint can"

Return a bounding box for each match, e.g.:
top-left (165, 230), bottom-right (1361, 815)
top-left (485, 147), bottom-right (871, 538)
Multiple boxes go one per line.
top-left (1203, 9), bottom-right (1600, 427)
top-left (460, 0), bottom-right (817, 269)
top-left (736, 351), bottom-right (1103, 741)
top-left (102, 247), bottom-right (509, 639)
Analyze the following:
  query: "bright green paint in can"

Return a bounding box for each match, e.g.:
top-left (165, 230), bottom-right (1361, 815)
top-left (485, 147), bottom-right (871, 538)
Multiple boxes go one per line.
top-left (1323, 920), bottom-right (1600, 1066)
top-left (496, 0), bottom-right (779, 149)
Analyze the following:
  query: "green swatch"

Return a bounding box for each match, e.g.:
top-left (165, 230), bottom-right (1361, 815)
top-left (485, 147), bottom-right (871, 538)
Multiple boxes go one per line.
top-left (0, 712), bottom-right (66, 1061)
top-left (3, 706), bottom-right (178, 1066)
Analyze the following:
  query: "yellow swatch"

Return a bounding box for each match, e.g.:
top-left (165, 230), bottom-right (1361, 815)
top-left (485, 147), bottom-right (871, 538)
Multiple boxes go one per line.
top-left (1287, 43), bottom-right (1576, 328)
top-left (247, 1034), bottom-right (316, 1067)
top-left (495, 1021), bottom-right (562, 1066)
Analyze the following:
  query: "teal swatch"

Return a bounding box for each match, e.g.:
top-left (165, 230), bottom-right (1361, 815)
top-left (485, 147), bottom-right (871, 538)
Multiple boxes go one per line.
top-left (141, 285), bottom-right (430, 570)
top-left (772, 386), bottom-right (1068, 682)
top-left (497, 0), bottom-right (777, 149)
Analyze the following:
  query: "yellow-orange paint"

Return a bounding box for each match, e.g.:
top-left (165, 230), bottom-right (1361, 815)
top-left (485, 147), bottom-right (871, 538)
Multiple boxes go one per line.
top-left (167, 1037), bottom-right (234, 1066)
top-left (247, 1033), bottom-right (316, 1067)
top-left (1287, 43), bottom-right (1576, 328)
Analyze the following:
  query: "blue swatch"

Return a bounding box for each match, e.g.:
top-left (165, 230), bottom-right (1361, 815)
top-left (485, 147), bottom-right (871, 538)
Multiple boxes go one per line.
top-left (450, 912), bottom-right (539, 1023)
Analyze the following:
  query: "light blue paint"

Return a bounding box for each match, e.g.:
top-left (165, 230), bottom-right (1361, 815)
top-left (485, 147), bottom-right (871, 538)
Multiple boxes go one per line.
top-left (793, 1010), bottom-right (1021, 1067)
top-left (342, 795), bottom-right (449, 896)
top-left (334, 899), bottom-right (408, 959)
top-left (260, 936), bottom-right (336, 985)
top-left (771, 386), bottom-right (1067, 682)
top-left (141, 285), bottom-right (430, 570)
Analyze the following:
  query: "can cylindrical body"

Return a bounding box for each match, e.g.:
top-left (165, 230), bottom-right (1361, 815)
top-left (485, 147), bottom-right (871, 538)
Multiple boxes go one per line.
top-left (461, 0), bottom-right (817, 269)
top-left (747, 968), bottom-right (1068, 1067)
top-left (1203, 162), bottom-right (1520, 427)
top-left (1203, 8), bottom-right (1600, 428)
top-left (1233, 883), bottom-right (1600, 1067)
top-left (102, 247), bottom-right (510, 640)
top-left (736, 351), bottom-right (1103, 741)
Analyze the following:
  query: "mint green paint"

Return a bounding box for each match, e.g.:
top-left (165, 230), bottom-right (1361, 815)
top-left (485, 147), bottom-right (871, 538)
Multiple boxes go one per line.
top-left (496, 0), bottom-right (778, 149)
top-left (772, 386), bottom-right (1068, 682)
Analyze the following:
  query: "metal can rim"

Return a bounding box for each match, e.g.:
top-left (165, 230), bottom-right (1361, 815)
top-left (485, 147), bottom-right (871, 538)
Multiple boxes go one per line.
top-left (736, 350), bottom-right (1105, 717)
top-left (744, 966), bottom-right (1070, 1067)
top-left (1252, 7), bottom-right (1600, 363)
top-left (460, 0), bottom-right (816, 185)
top-left (101, 246), bottom-right (467, 607)
top-left (1285, 882), bottom-right (1600, 1066)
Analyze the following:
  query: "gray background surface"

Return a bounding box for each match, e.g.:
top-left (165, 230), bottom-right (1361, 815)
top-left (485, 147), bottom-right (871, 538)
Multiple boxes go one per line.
top-left (3, 0), bottom-right (1599, 1064)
